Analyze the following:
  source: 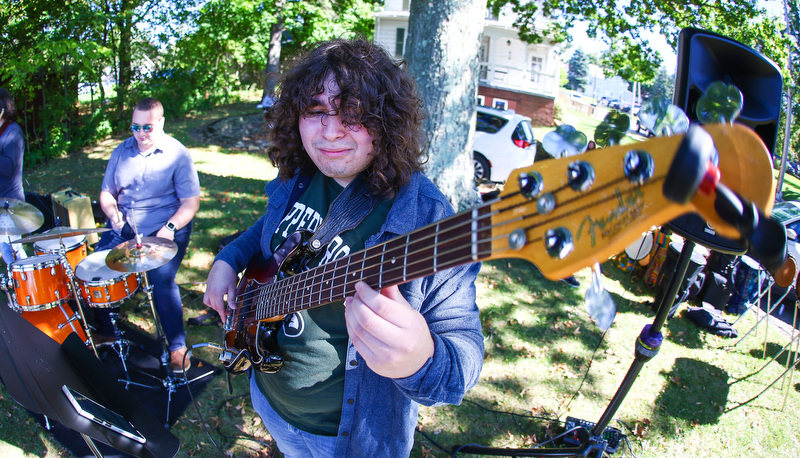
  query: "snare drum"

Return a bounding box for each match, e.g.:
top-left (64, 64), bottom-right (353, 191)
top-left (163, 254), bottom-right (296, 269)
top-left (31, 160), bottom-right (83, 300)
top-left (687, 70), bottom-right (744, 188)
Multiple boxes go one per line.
top-left (75, 250), bottom-right (139, 308)
top-left (21, 302), bottom-right (88, 345)
top-left (34, 232), bottom-right (88, 270)
top-left (8, 254), bottom-right (71, 311)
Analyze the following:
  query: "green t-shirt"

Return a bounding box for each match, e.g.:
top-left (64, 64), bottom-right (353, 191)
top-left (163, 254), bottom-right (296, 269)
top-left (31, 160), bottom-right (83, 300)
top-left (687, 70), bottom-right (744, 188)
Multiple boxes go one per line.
top-left (255, 171), bottom-right (393, 436)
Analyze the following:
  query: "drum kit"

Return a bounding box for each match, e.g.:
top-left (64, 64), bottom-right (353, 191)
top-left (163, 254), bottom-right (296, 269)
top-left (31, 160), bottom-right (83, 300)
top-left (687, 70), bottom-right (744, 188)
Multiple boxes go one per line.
top-left (0, 197), bottom-right (182, 386)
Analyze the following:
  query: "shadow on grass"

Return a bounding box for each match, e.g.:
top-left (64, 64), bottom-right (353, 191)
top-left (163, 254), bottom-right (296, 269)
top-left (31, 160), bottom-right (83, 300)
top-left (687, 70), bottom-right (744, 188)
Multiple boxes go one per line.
top-left (652, 357), bottom-right (728, 436)
top-left (748, 341), bottom-right (800, 368)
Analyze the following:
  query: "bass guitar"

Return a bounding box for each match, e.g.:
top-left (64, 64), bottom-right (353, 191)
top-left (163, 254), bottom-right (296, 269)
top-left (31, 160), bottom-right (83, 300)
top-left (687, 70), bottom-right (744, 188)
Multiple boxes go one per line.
top-left (218, 123), bottom-right (785, 374)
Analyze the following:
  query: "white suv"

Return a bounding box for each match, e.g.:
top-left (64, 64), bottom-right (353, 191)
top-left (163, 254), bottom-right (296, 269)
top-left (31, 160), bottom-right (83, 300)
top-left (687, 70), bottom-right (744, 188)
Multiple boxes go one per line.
top-left (473, 106), bottom-right (536, 183)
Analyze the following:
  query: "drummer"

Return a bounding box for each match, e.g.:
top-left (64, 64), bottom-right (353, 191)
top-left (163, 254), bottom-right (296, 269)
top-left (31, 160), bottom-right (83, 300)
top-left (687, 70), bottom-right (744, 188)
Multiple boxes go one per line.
top-left (92, 97), bottom-right (200, 373)
top-left (0, 88), bottom-right (28, 262)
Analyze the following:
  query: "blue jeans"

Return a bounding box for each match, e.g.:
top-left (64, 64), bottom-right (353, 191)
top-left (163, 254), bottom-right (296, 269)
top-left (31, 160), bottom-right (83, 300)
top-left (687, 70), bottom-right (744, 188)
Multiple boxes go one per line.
top-left (250, 375), bottom-right (338, 458)
top-left (92, 222), bottom-right (192, 352)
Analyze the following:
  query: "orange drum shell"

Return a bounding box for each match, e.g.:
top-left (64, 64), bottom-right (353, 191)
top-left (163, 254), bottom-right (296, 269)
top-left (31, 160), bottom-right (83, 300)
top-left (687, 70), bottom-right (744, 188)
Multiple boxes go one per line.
top-left (10, 257), bottom-right (70, 311)
top-left (79, 273), bottom-right (139, 308)
top-left (21, 303), bottom-right (88, 345)
top-left (34, 241), bottom-right (88, 270)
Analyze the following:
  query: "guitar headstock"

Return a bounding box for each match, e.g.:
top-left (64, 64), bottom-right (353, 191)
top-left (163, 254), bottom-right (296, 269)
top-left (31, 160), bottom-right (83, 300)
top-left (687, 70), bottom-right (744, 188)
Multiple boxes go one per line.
top-left (485, 123), bottom-right (775, 280)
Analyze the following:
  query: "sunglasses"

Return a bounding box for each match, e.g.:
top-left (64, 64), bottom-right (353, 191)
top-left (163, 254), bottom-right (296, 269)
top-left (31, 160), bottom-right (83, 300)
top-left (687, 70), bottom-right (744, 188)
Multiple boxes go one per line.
top-left (130, 124), bottom-right (155, 133)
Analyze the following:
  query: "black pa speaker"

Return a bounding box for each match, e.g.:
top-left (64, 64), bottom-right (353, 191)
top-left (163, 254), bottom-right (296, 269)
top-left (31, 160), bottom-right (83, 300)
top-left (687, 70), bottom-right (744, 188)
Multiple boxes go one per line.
top-left (667, 27), bottom-right (783, 254)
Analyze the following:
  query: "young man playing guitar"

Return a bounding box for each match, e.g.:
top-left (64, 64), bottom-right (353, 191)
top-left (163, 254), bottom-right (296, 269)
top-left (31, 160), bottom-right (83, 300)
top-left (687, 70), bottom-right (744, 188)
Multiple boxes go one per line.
top-left (203, 39), bottom-right (484, 457)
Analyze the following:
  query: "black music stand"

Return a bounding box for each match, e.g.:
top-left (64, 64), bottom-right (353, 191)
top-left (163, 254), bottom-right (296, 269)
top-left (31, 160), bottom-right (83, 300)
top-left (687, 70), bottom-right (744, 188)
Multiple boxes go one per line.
top-left (0, 303), bottom-right (180, 458)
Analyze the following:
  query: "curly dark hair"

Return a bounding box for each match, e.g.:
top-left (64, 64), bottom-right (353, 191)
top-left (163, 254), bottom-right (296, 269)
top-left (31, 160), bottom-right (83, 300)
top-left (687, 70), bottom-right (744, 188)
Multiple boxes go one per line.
top-left (267, 39), bottom-right (426, 199)
top-left (0, 88), bottom-right (18, 123)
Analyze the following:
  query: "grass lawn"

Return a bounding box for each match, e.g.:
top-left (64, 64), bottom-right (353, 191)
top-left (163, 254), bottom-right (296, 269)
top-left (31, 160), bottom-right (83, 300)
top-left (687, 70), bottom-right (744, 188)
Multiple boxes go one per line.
top-left (2, 102), bottom-right (800, 457)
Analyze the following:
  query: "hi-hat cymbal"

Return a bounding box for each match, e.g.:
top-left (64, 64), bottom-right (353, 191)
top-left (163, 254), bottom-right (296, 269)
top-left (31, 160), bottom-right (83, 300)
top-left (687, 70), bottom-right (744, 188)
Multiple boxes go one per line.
top-left (106, 237), bottom-right (178, 273)
top-left (19, 226), bottom-right (111, 244)
top-left (0, 198), bottom-right (44, 236)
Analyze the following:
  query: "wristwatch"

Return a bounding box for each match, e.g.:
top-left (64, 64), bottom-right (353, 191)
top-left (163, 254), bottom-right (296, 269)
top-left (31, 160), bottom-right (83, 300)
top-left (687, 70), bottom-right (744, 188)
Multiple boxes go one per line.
top-left (165, 221), bottom-right (177, 232)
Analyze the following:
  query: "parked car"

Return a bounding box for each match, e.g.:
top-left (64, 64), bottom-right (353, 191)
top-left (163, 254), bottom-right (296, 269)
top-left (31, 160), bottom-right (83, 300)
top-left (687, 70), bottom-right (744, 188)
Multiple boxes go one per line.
top-left (770, 200), bottom-right (800, 263)
top-left (767, 200), bottom-right (800, 306)
top-left (473, 106), bottom-right (536, 182)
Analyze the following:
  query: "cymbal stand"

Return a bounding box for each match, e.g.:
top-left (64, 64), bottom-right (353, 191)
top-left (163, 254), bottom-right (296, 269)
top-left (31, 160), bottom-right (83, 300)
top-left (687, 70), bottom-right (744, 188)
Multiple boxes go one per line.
top-left (54, 234), bottom-right (100, 358)
top-left (137, 263), bottom-right (217, 427)
top-left (127, 210), bottom-right (214, 426)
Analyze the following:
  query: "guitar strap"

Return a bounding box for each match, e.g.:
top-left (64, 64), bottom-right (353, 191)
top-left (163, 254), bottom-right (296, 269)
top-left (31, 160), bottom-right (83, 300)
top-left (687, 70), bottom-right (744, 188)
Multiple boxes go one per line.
top-left (307, 172), bottom-right (381, 253)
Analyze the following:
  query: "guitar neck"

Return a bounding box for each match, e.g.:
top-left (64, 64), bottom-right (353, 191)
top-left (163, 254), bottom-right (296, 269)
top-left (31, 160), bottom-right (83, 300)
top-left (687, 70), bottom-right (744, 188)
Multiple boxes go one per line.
top-left (251, 208), bottom-right (492, 321)
top-left (244, 123), bottom-right (776, 324)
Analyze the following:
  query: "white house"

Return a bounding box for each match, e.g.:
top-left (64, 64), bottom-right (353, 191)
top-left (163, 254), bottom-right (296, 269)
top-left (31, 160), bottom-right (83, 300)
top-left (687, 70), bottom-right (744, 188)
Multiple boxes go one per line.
top-left (374, 0), bottom-right (562, 126)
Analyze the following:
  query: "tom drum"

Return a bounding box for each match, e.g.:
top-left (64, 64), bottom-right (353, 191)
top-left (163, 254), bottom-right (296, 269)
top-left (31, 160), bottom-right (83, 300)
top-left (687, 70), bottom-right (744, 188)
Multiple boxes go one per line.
top-left (75, 250), bottom-right (139, 308)
top-left (33, 231), bottom-right (88, 270)
top-left (7, 254), bottom-right (70, 311)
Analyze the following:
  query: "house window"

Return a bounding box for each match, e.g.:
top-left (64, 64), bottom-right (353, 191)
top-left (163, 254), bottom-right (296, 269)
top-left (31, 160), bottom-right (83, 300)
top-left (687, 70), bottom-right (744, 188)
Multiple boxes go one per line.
top-left (493, 98), bottom-right (508, 110)
top-left (477, 95), bottom-right (485, 106)
top-left (531, 56), bottom-right (543, 83)
top-left (395, 28), bottom-right (405, 58)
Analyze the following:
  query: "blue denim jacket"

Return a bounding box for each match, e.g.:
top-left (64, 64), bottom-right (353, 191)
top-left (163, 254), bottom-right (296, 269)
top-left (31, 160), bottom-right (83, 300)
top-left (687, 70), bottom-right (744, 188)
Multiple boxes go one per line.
top-left (216, 171), bottom-right (484, 457)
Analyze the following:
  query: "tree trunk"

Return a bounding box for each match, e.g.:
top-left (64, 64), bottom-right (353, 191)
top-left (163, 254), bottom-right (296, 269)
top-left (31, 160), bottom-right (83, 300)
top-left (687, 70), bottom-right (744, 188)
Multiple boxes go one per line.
top-left (116, 14), bottom-right (132, 122)
top-left (263, 17), bottom-right (284, 99)
top-left (406, 0), bottom-right (486, 211)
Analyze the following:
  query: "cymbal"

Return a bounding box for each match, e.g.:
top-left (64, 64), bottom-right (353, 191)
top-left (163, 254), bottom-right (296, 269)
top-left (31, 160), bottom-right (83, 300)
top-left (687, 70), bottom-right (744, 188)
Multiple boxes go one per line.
top-left (0, 198), bottom-right (44, 236)
top-left (106, 237), bottom-right (178, 273)
top-left (19, 226), bottom-right (111, 244)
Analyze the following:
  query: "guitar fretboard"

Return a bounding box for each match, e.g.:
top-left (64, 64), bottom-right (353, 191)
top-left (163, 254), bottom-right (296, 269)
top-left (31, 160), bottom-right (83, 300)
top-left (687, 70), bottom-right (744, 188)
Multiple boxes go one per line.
top-left (240, 207), bottom-right (494, 325)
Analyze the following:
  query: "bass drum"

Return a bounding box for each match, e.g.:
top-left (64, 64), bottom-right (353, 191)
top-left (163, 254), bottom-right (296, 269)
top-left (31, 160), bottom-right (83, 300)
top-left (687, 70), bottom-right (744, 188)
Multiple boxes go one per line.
top-left (20, 302), bottom-right (88, 345)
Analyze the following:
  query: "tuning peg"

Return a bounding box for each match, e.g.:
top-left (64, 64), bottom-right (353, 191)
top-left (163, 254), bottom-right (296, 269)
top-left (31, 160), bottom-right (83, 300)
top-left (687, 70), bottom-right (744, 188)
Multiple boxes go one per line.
top-left (542, 125), bottom-right (588, 158)
top-left (594, 111), bottom-right (630, 147)
top-left (696, 81), bottom-right (743, 125)
top-left (713, 182), bottom-right (788, 274)
top-left (637, 96), bottom-right (689, 137)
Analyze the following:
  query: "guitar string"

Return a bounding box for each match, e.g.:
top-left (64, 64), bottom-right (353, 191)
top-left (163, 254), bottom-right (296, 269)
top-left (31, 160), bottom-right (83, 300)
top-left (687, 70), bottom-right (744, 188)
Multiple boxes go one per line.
top-left (233, 169), bottom-right (638, 310)
top-left (229, 173), bottom-right (654, 324)
top-left (230, 173), bottom-right (659, 324)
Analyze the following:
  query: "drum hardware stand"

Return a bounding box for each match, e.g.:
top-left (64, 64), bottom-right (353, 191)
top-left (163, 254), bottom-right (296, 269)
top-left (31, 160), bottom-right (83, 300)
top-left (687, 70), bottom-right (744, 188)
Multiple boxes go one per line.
top-left (101, 310), bottom-right (144, 387)
top-left (108, 209), bottom-right (215, 426)
top-left (131, 264), bottom-right (215, 427)
top-left (56, 237), bottom-right (101, 358)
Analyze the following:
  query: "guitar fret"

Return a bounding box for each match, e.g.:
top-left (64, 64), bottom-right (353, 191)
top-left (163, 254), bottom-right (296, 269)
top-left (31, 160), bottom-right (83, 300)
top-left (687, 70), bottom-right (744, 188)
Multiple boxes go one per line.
top-left (379, 243), bottom-right (385, 287)
top-left (319, 263), bottom-right (327, 306)
top-left (404, 234), bottom-right (409, 282)
top-left (303, 270), bottom-right (312, 313)
top-left (329, 259), bottom-right (335, 303)
top-left (342, 262), bottom-right (350, 296)
top-left (433, 223), bottom-right (439, 272)
top-left (471, 208), bottom-right (479, 261)
top-left (360, 250), bottom-right (366, 283)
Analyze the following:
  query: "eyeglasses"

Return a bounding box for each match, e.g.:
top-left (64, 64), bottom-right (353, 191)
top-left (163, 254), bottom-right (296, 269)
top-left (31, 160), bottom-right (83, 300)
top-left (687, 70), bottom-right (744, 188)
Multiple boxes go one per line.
top-left (130, 124), bottom-right (155, 133)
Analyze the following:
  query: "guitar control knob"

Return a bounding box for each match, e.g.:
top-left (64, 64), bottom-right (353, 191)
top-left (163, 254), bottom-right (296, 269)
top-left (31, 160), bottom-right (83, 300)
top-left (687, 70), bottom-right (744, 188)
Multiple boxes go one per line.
top-left (567, 161), bottom-right (595, 192)
top-left (544, 227), bottom-right (574, 260)
top-left (518, 172), bottom-right (544, 199)
top-left (623, 150), bottom-right (655, 185)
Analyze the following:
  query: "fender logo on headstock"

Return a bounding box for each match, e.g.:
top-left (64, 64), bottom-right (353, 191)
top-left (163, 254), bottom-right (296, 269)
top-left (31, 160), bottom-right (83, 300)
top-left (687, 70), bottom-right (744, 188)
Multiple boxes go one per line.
top-left (578, 188), bottom-right (645, 247)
